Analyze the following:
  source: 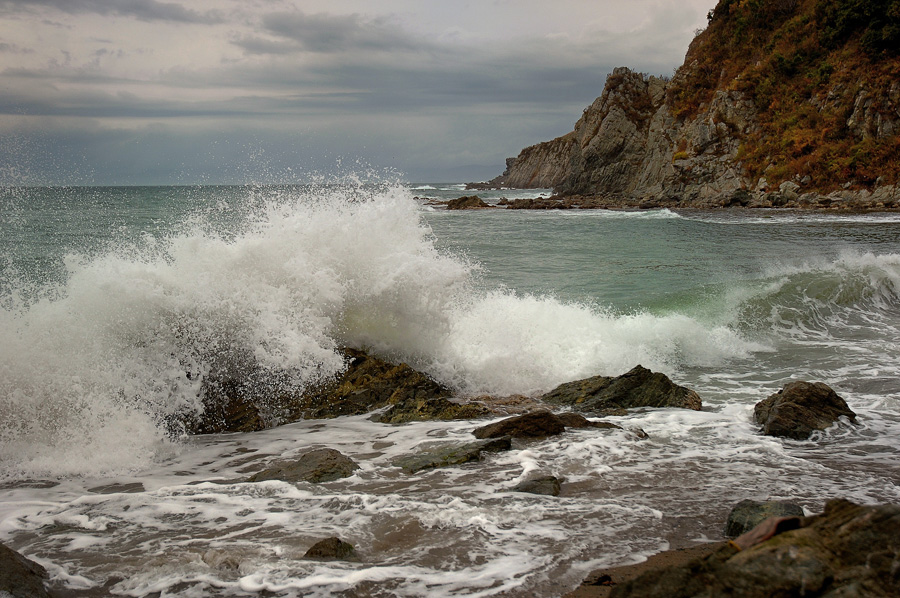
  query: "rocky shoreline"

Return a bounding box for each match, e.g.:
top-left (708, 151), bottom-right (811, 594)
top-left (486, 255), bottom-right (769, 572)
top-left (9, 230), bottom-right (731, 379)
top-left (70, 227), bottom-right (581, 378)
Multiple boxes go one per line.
top-left (4, 349), bottom-right (889, 598)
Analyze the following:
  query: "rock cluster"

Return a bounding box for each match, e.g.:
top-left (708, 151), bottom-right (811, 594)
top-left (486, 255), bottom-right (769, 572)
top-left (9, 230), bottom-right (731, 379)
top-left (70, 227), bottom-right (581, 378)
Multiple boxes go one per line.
top-left (608, 499), bottom-right (900, 597)
top-left (445, 195), bottom-right (493, 210)
top-left (247, 448), bottom-right (360, 484)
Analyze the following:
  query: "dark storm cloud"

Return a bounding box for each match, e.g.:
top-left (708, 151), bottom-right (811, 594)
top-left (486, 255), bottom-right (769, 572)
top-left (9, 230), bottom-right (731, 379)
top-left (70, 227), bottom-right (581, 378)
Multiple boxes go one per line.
top-left (259, 11), bottom-right (424, 54)
top-left (0, 0), bottom-right (224, 23)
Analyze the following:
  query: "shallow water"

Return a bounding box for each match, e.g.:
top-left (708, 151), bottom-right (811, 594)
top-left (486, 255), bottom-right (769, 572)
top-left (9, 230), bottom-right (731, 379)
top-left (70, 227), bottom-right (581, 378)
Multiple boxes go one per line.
top-left (1, 182), bottom-right (899, 596)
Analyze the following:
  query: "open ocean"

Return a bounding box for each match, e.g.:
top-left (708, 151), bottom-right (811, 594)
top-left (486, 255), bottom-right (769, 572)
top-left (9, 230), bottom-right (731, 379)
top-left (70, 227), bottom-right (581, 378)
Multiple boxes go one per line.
top-left (1, 181), bottom-right (899, 596)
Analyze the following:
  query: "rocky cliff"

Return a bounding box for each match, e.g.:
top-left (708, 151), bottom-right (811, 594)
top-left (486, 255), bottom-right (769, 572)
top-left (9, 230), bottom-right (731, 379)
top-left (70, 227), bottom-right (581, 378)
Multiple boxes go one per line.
top-left (490, 0), bottom-right (900, 209)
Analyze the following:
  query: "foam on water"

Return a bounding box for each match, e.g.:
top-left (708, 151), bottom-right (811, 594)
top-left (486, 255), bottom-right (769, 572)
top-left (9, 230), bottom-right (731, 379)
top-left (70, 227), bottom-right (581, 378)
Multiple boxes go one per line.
top-left (0, 185), bottom-right (764, 479)
top-left (3, 183), bottom-right (900, 596)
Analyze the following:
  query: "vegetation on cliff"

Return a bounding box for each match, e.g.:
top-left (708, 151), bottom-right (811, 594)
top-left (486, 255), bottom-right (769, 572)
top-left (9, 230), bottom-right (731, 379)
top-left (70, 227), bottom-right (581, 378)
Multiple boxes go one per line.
top-left (672, 0), bottom-right (900, 189)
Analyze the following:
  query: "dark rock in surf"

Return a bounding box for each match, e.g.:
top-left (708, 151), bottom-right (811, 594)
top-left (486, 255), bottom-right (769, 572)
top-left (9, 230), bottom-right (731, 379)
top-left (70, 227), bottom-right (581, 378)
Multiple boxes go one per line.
top-left (473, 410), bottom-right (567, 439)
top-left (446, 195), bottom-right (493, 209)
top-left (554, 412), bottom-right (624, 430)
top-left (192, 376), bottom-right (265, 434)
top-left (754, 381), bottom-right (857, 440)
top-left (304, 537), bottom-right (356, 560)
top-left (723, 499), bottom-right (806, 538)
top-left (0, 542), bottom-right (53, 598)
top-left (608, 499), bottom-right (900, 598)
top-left (393, 437), bottom-right (512, 473)
top-left (287, 349), bottom-right (486, 422)
top-left (541, 365), bottom-right (702, 413)
top-left (372, 394), bottom-right (490, 424)
top-left (511, 475), bottom-right (562, 496)
top-left (247, 448), bottom-right (359, 484)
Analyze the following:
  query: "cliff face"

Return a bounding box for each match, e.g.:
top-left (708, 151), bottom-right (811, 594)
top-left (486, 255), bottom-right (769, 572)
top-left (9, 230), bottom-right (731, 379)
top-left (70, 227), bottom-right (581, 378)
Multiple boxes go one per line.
top-left (492, 0), bottom-right (900, 208)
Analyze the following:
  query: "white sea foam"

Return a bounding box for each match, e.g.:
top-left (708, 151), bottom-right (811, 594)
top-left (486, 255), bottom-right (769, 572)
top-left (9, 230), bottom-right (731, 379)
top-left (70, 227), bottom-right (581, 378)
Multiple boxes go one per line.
top-left (0, 185), bottom-right (771, 479)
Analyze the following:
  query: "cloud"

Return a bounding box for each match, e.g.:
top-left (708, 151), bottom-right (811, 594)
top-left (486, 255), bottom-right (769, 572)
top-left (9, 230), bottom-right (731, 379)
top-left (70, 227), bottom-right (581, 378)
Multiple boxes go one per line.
top-left (259, 10), bottom-right (424, 54)
top-left (0, 0), bottom-right (718, 184)
top-left (0, 0), bottom-right (224, 24)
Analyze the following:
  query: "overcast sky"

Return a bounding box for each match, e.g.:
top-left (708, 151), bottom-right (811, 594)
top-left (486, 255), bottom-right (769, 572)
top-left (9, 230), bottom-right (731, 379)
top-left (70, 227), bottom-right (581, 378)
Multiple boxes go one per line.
top-left (0, 0), bottom-right (716, 185)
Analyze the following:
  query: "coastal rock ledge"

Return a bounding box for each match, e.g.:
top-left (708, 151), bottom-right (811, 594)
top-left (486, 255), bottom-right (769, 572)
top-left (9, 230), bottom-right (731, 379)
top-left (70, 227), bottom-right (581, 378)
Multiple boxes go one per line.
top-left (484, 0), bottom-right (900, 210)
top-left (606, 499), bottom-right (900, 598)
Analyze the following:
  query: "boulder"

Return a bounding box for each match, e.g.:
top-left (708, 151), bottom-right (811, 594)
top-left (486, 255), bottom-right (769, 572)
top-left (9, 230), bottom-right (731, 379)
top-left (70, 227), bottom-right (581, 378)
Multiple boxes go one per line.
top-left (247, 448), bottom-right (359, 483)
top-left (754, 381), bottom-right (857, 440)
top-left (541, 366), bottom-right (702, 413)
top-left (473, 410), bottom-right (567, 439)
top-left (304, 537), bottom-right (356, 560)
top-left (0, 542), bottom-right (52, 598)
top-left (511, 475), bottom-right (562, 496)
top-left (446, 195), bottom-right (492, 210)
top-left (393, 437), bottom-right (512, 473)
top-left (723, 499), bottom-right (806, 537)
top-left (609, 499), bottom-right (900, 598)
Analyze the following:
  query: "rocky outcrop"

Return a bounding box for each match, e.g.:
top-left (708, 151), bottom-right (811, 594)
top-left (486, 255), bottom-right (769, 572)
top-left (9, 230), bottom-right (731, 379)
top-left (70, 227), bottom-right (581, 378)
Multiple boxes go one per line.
top-left (754, 381), bottom-right (857, 440)
top-left (723, 499), bottom-right (806, 538)
top-left (0, 543), bottom-right (53, 598)
top-left (445, 195), bottom-right (493, 210)
top-left (541, 365), bottom-right (702, 414)
top-left (489, 0), bottom-right (900, 209)
top-left (608, 499), bottom-right (900, 598)
top-left (493, 67), bottom-right (753, 205)
top-left (247, 448), bottom-right (360, 484)
top-left (492, 133), bottom-right (576, 189)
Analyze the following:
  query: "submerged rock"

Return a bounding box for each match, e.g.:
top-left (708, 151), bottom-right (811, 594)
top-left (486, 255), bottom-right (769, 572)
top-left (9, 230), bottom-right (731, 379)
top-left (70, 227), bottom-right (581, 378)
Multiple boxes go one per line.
top-left (723, 499), bottom-right (805, 538)
top-left (304, 537), bottom-right (356, 560)
top-left (393, 437), bottom-right (512, 473)
top-left (0, 542), bottom-right (52, 598)
top-left (247, 448), bottom-right (359, 483)
top-left (609, 499), bottom-right (900, 598)
top-left (754, 381), bottom-right (857, 440)
top-left (541, 365), bottom-right (702, 413)
top-left (511, 475), bottom-right (562, 496)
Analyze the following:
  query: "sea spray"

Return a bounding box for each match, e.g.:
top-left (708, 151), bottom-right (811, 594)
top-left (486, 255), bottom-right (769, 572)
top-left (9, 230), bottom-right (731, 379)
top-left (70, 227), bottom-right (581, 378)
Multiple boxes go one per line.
top-left (3, 183), bottom-right (900, 481)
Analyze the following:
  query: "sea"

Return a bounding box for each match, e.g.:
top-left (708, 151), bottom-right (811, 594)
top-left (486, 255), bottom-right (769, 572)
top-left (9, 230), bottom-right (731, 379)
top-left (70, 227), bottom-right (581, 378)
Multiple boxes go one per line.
top-left (1, 180), bottom-right (899, 597)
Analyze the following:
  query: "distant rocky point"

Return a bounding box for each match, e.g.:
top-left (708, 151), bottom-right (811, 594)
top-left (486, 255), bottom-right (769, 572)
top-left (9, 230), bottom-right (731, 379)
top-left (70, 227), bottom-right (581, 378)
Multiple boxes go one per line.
top-left (482, 0), bottom-right (900, 210)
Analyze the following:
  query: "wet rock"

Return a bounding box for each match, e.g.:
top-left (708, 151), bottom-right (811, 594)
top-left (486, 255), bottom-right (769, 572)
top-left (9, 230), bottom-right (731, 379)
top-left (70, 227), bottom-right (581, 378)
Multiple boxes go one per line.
top-left (288, 349), bottom-right (456, 420)
top-left (393, 437), bottom-right (512, 473)
top-left (511, 475), bottom-right (562, 496)
top-left (0, 542), bottom-right (52, 598)
top-left (193, 376), bottom-right (265, 434)
top-left (446, 195), bottom-right (493, 209)
top-left (754, 381), bottom-right (857, 440)
top-left (541, 365), bottom-right (702, 413)
top-left (247, 448), bottom-right (359, 483)
top-left (372, 394), bottom-right (490, 424)
top-left (304, 537), bottom-right (356, 560)
top-left (473, 410), bottom-right (567, 439)
top-left (555, 412), bottom-right (623, 430)
top-left (609, 499), bottom-right (900, 598)
top-left (723, 499), bottom-right (805, 537)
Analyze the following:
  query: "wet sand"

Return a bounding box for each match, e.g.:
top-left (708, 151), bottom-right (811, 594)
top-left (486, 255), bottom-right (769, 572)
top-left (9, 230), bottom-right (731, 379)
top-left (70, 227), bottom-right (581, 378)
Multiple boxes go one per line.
top-left (564, 542), bottom-right (726, 597)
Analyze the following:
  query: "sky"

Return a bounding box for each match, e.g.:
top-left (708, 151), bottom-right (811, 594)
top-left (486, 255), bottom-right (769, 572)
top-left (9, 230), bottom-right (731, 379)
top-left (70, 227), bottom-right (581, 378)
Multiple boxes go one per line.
top-left (0, 0), bottom-right (717, 185)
